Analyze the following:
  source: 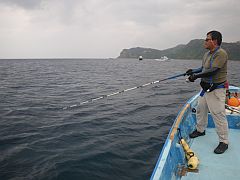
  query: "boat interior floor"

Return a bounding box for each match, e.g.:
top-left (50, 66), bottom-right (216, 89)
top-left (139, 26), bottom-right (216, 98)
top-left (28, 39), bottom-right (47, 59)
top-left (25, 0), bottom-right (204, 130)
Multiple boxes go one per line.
top-left (182, 128), bottom-right (240, 180)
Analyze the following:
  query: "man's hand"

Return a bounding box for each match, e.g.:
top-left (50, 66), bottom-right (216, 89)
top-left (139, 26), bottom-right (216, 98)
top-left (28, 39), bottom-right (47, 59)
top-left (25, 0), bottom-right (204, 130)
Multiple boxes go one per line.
top-left (185, 69), bottom-right (193, 76)
top-left (188, 74), bottom-right (198, 82)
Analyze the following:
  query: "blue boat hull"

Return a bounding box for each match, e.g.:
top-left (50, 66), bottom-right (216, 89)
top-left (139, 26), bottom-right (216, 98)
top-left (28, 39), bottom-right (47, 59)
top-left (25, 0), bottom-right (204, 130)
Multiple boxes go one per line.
top-left (151, 86), bottom-right (240, 180)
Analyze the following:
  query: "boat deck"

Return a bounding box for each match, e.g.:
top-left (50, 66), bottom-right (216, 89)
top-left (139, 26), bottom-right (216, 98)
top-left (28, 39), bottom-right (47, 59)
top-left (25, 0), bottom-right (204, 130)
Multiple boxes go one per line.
top-left (182, 128), bottom-right (240, 180)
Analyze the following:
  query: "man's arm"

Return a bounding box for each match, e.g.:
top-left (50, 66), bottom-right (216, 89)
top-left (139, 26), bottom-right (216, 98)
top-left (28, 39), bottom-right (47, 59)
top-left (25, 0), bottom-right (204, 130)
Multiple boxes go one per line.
top-left (188, 67), bottom-right (220, 82)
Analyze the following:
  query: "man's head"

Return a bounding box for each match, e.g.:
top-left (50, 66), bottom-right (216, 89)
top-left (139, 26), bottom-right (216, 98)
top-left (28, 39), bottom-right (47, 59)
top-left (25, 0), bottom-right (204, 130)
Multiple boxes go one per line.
top-left (204, 30), bottom-right (222, 51)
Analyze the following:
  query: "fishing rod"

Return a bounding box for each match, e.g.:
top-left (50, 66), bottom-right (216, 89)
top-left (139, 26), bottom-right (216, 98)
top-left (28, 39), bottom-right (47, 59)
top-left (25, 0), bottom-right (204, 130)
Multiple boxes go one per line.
top-left (62, 72), bottom-right (187, 110)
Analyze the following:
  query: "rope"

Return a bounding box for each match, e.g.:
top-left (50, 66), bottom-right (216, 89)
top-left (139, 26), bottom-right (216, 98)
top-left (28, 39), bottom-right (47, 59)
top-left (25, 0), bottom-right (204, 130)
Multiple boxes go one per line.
top-left (225, 104), bottom-right (240, 114)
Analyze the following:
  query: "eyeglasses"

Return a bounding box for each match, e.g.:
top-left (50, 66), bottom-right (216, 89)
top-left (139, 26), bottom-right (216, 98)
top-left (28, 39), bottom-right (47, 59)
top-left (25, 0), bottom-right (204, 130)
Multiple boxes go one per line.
top-left (205, 38), bottom-right (212, 42)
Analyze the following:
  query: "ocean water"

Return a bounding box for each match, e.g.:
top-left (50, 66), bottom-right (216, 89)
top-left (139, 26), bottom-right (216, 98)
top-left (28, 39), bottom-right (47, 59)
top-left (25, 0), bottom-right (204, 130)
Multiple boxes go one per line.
top-left (0, 58), bottom-right (239, 180)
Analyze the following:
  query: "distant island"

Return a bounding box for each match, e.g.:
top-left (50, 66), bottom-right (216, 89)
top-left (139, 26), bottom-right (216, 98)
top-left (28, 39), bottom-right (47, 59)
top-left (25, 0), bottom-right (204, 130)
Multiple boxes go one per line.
top-left (118, 39), bottom-right (240, 60)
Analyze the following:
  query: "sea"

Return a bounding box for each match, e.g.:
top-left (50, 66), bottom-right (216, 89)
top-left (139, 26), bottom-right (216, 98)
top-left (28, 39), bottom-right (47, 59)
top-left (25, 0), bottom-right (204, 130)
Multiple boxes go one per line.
top-left (0, 58), bottom-right (239, 180)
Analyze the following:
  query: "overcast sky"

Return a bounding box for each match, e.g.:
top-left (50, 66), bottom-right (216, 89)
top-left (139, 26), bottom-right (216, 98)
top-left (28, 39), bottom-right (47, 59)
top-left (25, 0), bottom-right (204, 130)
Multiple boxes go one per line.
top-left (1, 0), bottom-right (240, 58)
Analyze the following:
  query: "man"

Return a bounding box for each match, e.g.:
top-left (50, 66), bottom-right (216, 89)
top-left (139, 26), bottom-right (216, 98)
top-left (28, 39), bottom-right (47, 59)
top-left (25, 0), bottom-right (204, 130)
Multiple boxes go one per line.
top-left (186, 30), bottom-right (229, 154)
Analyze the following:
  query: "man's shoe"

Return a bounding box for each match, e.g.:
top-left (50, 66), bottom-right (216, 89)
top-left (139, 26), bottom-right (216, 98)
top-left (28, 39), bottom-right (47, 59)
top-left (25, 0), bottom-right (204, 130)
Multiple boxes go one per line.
top-left (189, 129), bottom-right (205, 138)
top-left (214, 142), bottom-right (228, 154)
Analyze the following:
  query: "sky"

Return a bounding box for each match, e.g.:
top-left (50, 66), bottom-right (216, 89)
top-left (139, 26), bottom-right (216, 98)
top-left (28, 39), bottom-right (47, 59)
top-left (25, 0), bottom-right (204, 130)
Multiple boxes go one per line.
top-left (0, 0), bottom-right (240, 59)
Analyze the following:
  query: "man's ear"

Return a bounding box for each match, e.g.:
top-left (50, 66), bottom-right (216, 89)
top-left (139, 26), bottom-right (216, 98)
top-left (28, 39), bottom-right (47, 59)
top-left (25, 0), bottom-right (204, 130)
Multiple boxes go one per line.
top-left (212, 39), bottom-right (218, 46)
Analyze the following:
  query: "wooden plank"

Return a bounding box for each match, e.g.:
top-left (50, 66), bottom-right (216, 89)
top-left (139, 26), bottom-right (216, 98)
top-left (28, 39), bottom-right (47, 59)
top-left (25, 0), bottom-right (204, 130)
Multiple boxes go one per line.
top-left (170, 104), bottom-right (190, 140)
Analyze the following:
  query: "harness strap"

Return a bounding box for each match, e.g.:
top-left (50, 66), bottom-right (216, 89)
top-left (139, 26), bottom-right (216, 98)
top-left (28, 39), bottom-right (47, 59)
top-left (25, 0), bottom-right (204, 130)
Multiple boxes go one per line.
top-left (200, 47), bottom-right (223, 97)
top-left (209, 46), bottom-right (220, 84)
top-left (200, 83), bottom-right (225, 97)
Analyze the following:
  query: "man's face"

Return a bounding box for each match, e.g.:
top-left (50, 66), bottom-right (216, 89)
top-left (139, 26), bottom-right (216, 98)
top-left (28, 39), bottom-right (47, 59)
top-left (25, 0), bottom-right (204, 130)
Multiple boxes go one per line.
top-left (204, 34), bottom-right (214, 50)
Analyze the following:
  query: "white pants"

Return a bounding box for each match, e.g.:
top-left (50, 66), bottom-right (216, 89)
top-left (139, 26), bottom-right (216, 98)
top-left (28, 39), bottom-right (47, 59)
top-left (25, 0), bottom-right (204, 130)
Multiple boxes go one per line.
top-left (196, 88), bottom-right (229, 144)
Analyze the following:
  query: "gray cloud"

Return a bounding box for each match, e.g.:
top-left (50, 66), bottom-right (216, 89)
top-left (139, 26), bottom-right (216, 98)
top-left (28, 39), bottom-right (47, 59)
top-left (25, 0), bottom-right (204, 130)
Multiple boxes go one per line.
top-left (0, 0), bottom-right (44, 9)
top-left (0, 0), bottom-right (240, 58)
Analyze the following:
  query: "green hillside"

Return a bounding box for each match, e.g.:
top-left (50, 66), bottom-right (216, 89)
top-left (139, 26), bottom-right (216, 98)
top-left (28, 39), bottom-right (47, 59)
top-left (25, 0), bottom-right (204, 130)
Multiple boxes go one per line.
top-left (118, 39), bottom-right (240, 60)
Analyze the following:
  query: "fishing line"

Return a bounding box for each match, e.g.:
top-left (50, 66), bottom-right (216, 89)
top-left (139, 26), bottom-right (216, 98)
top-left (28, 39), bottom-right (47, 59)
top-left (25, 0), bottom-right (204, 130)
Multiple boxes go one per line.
top-left (62, 72), bottom-right (186, 110)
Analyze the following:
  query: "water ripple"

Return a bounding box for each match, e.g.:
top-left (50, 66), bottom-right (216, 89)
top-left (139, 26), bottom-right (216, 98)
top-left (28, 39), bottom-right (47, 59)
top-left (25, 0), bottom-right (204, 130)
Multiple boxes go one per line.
top-left (0, 59), bottom-right (239, 180)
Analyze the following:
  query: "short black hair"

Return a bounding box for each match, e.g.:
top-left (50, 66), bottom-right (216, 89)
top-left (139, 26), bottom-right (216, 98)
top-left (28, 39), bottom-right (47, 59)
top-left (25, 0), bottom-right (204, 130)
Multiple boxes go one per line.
top-left (207, 30), bottom-right (222, 46)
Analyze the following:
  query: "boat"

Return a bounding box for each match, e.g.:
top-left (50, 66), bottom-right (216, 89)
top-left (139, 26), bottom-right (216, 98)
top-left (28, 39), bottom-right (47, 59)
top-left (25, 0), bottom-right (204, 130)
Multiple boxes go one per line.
top-left (160, 56), bottom-right (169, 61)
top-left (139, 56), bottom-right (143, 60)
top-left (154, 56), bottom-right (170, 62)
top-left (151, 85), bottom-right (240, 180)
